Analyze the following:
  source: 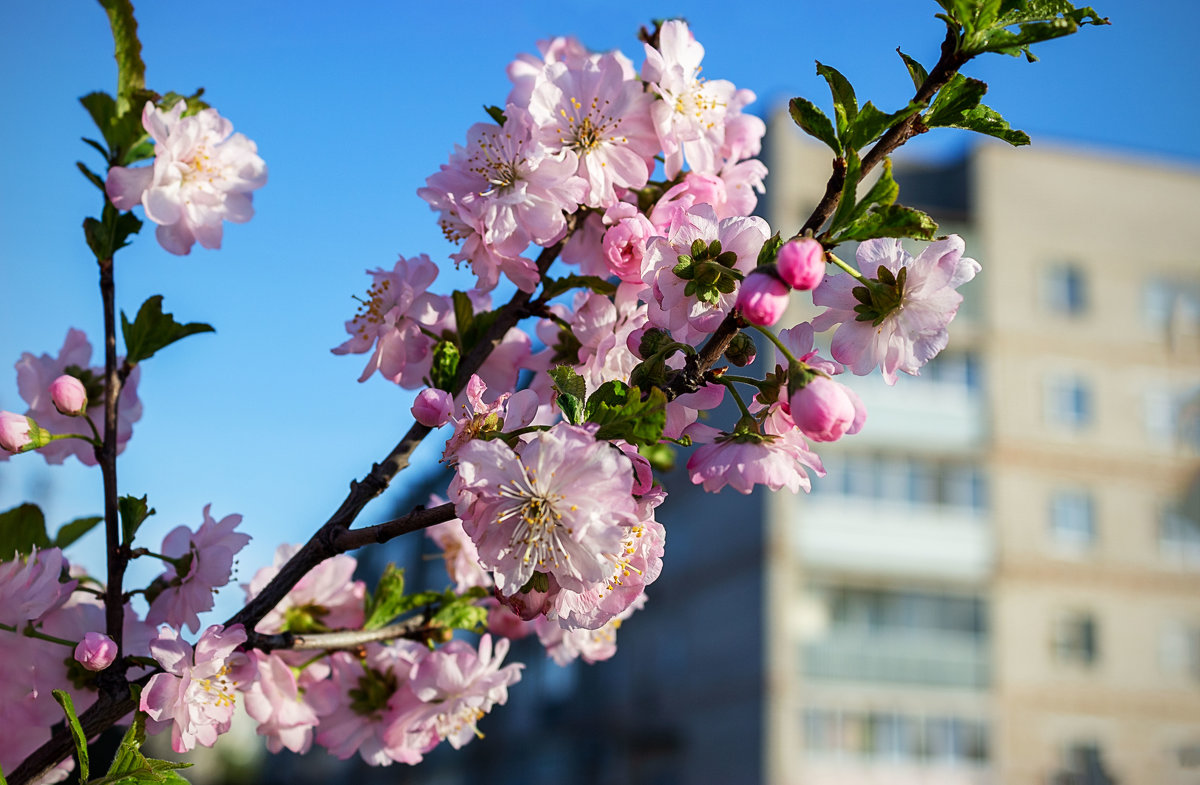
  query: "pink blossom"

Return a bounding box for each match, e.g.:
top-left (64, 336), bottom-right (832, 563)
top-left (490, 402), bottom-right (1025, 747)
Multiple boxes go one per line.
top-left (569, 287), bottom-right (648, 394)
top-left (0, 547), bottom-right (74, 627)
top-left (308, 642), bottom-right (430, 765)
top-left (48, 375), bottom-right (87, 417)
top-left (419, 108), bottom-right (586, 293)
top-left (141, 624), bottom-right (254, 753)
top-left (642, 20), bottom-right (737, 178)
top-left (241, 650), bottom-right (326, 754)
top-left (601, 202), bottom-right (656, 283)
top-left (106, 102), bottom-right (266, 255)
top-left (777, 322), bottom-right (842, 377)
top-left (15, 328), bottom-right (142, 466)
top-left (788, 375), bottom-right (866, 443)
top-left (74, 632), bottom-right (117, 671)
top-left (506, 35), bottom-right (592, 108)
top-left (424, 503), bottom-right (491, 594)
top-left (537, 594), bottom-right (645, 665)
top-left (386, 635), bottom-right (522, 751)
top-left (243, 544), bottom-right (366, 635)
top-left (485, 598), bottom-right (538, 640)
top-left (331, 254), bottom-right (448, 388)
top-left (777, 238), bottom-right (825, 290)
top-left (687, 407), bottom-right (824, 494)
top-left (642, 204), bottom-right (770, 343)
top-left (441, 374), bottom-right (537, 463)
top-left (148, 505), bottom-right (250, 634)
top-left (0, 411), bottom-right (33, 453)
top-left (528, 53), bottom-right (657, 208)
top-left (411, 388), bottom-right (453, 428)
top-left (736, 272), bottom-right (790, 326)
top-left (550, 489), bottom-right (666, 630)
top-left (452, 422), bottom-right (638, 596)
top-left (812, 235), bottom-right (980, 384)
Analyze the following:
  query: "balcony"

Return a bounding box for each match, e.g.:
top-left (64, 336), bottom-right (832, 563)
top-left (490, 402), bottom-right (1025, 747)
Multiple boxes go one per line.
top-left (803, 631), bottom-right (989, 689)
top-left (795, 497), bottom-right (993, 581)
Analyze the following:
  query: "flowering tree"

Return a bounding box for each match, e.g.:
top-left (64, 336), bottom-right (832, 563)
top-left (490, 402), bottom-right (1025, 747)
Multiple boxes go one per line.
top-left (0, 2), bottom-right (1106, 783)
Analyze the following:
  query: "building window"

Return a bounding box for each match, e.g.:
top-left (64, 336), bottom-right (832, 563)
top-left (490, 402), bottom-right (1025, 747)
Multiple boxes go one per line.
top-left (1054, 612), bottom-right (1099, 666)
top-left (1160, 510), bottom-right (1200, 566)
top-left (1143, 276), bottom-right (1200, 337)
top-left (1052, 742), bottom-right (1118, 785)
top-left (802, 707), bottom-right (988, 764)
top-left (1045, 375), bottom-right (1093, 428)
top-left (1044, 264), bottom-right (1088, 316)
top-left (1144, 386), bottom-right (1200, 451)
top-left (1159, 621), bottom-right (1200, 680)
top-left (1049, 490), bottom-right (1096, 550)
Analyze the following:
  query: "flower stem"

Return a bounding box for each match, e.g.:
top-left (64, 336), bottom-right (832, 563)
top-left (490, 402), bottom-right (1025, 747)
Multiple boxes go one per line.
top-left (826, 251), bottom-right (865, 281)
top-left (748, 323), bottom-right (800, 365)
top-left (717, 378), bottom-right (754, 421)
top-left (0, 622), bottom-right (78, 649)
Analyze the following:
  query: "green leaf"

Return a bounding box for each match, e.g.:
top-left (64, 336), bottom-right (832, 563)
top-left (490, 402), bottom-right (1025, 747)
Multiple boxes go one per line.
top-left (430, 339), bottom-right (460, 392)
top-left (897, 49), bottom-right (929, 90)
top-left (431, 594), bottom-right (487, 632)
top-left (638, 441), bottom-right (675, 473)
top-left (549, 366), bottom-right (586, 425)
top-left (83, 203), bottom-right (143, 261)
top-left (76, 161), bottom-right (107, 193)
top-left (925, 73), bottom-right (989, 128)
top-left (828, 148), bottom-right (862, 236)
top-left (834, 204), bottom-right (939, 243)
top-left (843, 158), bottom-right (900, 229)
top-left (947, 103), bottom-right (1031, 145)
top-left (585, 383), bottom-right (667, 447)
top-left (0, 504), bottom-right (50, 558)
top-left (539, 274), bottom-right (618, 301)
top-left (363, 564), bottom-right (406, 630)
top-left (451, 290), bottom-right (474, 341)
top-left (844, 100), bottom-right (924, 152)
top-left (54, 516), bottom-right (103, 550)
top-left (52, 689), bottom-right (88, 783)
top-left (97, 712), bottom-right (191, 785)
top-left (958, 1), bottom-right (1109, 60)
top-left (120, 295), bottom-right (215, 365)
top-left (483, 105), bottom-right (507, 125)
top-left (98, 0), bottom-right (146, 114)
top-left (815, 62), bottom-right (858, 137)
top-left (459, 309), bottom-right (500, 355)
top-left (118, 494), bottom-right (155, 547)
top-left (787, 97), bottom-right (841, 155)
top-left (756, 232), bottom-right (784, 268)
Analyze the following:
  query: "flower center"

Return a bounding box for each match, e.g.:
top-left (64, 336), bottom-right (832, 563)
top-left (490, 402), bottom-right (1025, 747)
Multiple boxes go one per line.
top-left (498, 466), bottom-right (572, 570)
top-left (195, 664), bottom-right (238, 709)
top-left (558, 96), bottom-right (626, 155)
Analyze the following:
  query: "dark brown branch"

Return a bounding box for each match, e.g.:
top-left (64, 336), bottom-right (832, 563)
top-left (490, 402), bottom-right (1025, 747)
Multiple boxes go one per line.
top-left (98, 257), bottom-right (127, 661)
top-left (334, 502), bottom-right (457, 552)
top-left (247, 617), bottom-right (431, 653)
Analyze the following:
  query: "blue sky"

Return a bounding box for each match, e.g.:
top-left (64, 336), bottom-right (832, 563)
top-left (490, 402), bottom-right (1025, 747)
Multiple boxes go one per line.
top-left (1, 1), bottom-right (1195, 617)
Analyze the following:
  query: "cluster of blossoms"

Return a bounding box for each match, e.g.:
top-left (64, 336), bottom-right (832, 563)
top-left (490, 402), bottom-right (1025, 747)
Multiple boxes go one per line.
top-left (2, 18), bottom-right (981, 780)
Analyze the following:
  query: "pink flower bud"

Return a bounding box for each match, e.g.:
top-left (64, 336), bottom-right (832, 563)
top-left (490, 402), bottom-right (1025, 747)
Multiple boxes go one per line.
top-left (736, 273), bottom-right (790, 326)
top-left (789, 376), bottom-right (866, 442)
top-left (776, 238), bottom-right (825, 291)
top-left (74, 631), bottom-right (118, 672)
top-left (0, 411), bottom-right (33, 453)
top-left (411, 388), bottom-right (453, 427)
top-left (50, 375), bottom-right (88, 417)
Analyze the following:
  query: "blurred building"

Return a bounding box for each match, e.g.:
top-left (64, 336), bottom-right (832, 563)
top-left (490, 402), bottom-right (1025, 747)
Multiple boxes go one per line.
top-left (760, 115), bottom-right (1200, 785)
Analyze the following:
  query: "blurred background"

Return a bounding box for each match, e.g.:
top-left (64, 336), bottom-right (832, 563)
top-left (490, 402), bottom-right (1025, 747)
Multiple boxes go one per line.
top-left (2, 1), bottom-right (1199, 784)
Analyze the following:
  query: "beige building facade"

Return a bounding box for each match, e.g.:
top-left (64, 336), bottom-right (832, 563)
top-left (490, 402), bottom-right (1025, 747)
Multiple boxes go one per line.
top-left (763, 114), bottom-right (1200, 785)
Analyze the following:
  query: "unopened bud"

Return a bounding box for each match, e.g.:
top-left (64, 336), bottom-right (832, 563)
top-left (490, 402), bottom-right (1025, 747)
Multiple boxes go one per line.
top-left (0, 412), bottom-right (50, 453)
top-left (776, 238), bottom-right (825, 291)
top-left (634, 327), bottom-right (674, 360)
top-left (724, 332), bottom-right (757, 367)
top-left (74, 632), bottom-right (118, 672)
top-left (411, 388), bottom-right (454, 427)
top-left (50, 375), bottom-right (88, 417)
top-left (736, 272), bottom-right (790, 326)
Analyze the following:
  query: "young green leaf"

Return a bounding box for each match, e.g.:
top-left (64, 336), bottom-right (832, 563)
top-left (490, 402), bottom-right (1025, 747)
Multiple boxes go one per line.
top-left (815, 62), bottom-right (858, 136)
top-left (947, 103), bottom-right (1031, 145)
top-left (897, 49), bottom-right (929, 90)
top-left (363, 564), bottom-right (407, 630)
top-left (483, 105), bottom-right (507, 125)
top-left (431, 594), bottom-right (487, 632)
top-left (430, 340), bottom-right (461, 391)
top-left (539, 274), bottom-right (618, 301)
top-left (120, 295), bottom-right (214, 365)
top-left (924, 73), bottom-right (989, 128)
top-left (54, 516), bottom-right (104, 550)
top-left (827, 148), bottom-right (862, 236)
top-left (118, 494), bottom-right (155, 547)
top-left (586, 384), bottom-right (667, 447)
top-left (844, 101), bottom-right (923, 152)
top-left (76, 161), bottom-right (107, 192)
top-left (97, 712), bottom-right (192, 785)
top-left (834, 204), bottom-right (939, 243)
top-left (52, 689), bottom-right (88, 783)
top-left (843, 158), bottom-right (900, 229)
top-left (756, 232), bottom-right (785, 268)
top-left (451, 290), bottom-right (475, 341)
top-left (84, 203), bottom-right (143, 261)
top-left (549, 366), bottom-right (586, 425)
top-left (788, 96), bottom-right (841, 155)
top-left (0, 504), bottom-right (50, 557)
